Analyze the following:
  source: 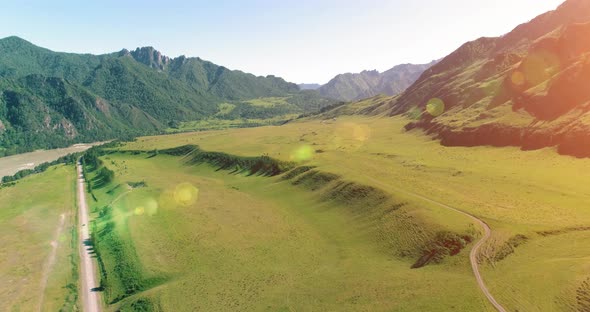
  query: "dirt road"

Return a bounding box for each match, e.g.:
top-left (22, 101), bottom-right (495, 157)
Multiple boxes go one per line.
top-left (467, 213), bottom-right (507, 312)
top-left (363, 176), bottom-right (507, 311)
top-left (77, 161), bottom-right (101, 312)
top-left (407, 190), bottom-right (506, 312)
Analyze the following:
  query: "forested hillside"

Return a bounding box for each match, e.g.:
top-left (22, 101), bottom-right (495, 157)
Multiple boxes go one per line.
top-left (0, 37), bottom-right (333, 156)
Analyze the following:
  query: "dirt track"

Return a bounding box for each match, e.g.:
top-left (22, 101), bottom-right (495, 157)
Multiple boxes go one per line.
top-left (77, 161), bottom-right (101, 312)
top-left (409, 191), bottom-right (507, 312)
top-left (364, 175), bottom-right (507, 311)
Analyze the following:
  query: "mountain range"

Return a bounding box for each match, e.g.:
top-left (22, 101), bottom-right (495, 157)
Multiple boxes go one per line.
top-left (298, 61), bottom-right (437, 102)
top-left (0, 37), bottom-right (334, 155)
top-left (4, 0), bottom-right (590, 158)
top-left (333, 0), bottom-right (590, 157)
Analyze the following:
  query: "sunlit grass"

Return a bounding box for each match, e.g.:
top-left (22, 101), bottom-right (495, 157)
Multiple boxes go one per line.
top-left (90, 153), bottom-right (486, 311)
top-left (165, 115), bottom-right (299, 133)
top-left (245, 97), bottom-right (291, 107)
top-left (0, 165), bottom-right (78, 311)
top-left (121, 115), bottom-right (590, 310)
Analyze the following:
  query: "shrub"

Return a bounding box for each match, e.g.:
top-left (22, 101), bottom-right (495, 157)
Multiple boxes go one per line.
top-left (412, 231), bottom-right (473, 268)
top-left (493, 234), bottom-right (528, 262)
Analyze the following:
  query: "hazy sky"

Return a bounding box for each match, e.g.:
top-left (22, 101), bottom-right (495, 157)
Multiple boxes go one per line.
top-left (0, 0), bottom-right (565, 84)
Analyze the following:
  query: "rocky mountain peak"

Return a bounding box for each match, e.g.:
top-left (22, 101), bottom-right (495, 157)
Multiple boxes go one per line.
top-left (118, 49), bottom-right (131, 57)
top-left (130, 46), bottom-right (170, 70)
top-left (361, 69), bottom-right (380, 76)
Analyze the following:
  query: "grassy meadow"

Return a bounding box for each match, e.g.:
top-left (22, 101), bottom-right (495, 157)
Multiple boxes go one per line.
top-left (164, 96), bottom-right (311, 134)
top-left (0, 165), bottom-right (79, 311)
top-left (165, 115), bottom-right (298, 134)
top-left (112, 115), bottom-right (590, 311)
top-left (85, 151), bottom-right (490, 311)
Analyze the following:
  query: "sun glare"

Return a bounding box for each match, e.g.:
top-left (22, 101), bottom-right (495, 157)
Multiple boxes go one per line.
top-left (174, 183), bottom-right (199, 207)
top-left (426, 98), bottom-right (445, 117)
top-left (291, 145), bottom-right (315, 162)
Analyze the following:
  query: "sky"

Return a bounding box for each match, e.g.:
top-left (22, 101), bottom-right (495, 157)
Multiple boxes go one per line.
top-left (0, 0), bottom-right (565, 84)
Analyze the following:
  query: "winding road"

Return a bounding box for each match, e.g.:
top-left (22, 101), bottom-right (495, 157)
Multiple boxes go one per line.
top-left (77, 161), bottom-right (101, 312)
top-left (364, 176), bottom-right (507, 311)
top-left (409, 190), bottom-right (506, 312)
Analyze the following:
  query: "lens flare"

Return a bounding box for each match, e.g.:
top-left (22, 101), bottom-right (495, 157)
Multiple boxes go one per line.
top-left (327, 122), bottom-right (372, 151)
top-left (134, 206), bottom-right (145, 215)
top-left (511, 71), bottom-right (525, 87)
top-left (174, 183), bottom-right (199, 207)
top-left (520, 51), bottom-right (561, 87)
top-left (145, 198), bottom-right (158, 216)
top-left (291, 145), bottom-right (314, 162)
top-left (352, 124), bottom-right (371, 142)
top-left (426, 98), bottom-right (445, 117)
top-left (159, 189), bottom-right (177, 210)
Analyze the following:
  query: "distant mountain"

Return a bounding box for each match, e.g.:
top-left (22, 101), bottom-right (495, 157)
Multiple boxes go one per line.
top-left (0, 37), bottom-right (333, 155)
top-left (298, 83), bottom-right (321, 90)
top-left (343, 0), bottom-right (590, 157)
top-left (317, 61), bottom-right (437, 102)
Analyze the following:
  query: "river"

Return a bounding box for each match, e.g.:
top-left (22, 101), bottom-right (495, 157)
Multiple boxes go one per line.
top-left (0, 143), bottom-right (103, 178)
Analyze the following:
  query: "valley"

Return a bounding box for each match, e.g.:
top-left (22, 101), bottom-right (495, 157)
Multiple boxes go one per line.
top-left (78, 115), bottom-right (590, 311)
top-left (82, 150), bottom-right (482, 311)
top-left (3, 114), bottom-right (589, 310)
top-left (1, 0), bottom-right (589, 311)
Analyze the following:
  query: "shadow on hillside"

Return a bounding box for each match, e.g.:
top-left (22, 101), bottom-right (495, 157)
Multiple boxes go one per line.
top-left (106, 183), bottom-right (122, 195)
top-left (90, 175), bottom-right (109, 189)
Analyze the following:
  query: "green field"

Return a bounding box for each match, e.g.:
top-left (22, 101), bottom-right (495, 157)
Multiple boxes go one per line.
top-left (84, 149), bottom-right (491, 311)
top-left (0, 165), bottom-right (79, 311)
top-left (245, 97), bottom-right (292, 107)
top-left (165, 115), bottom-right (298, 134)
top-left (3, 114), bottom-right (580, 311)
top-left (4, 2), bottom-right (590, 311)
top-left (164, 96), bottom-right (315, 134)
top-left (111, 115), bottom-right (590, 311)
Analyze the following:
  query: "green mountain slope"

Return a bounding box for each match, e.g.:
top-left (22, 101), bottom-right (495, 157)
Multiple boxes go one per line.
top-left (0, 74), bottom-right (151, 154)
top-left (317, 61), bottom-right (436, 102)
top-left (341, 0), bottom-right (590, 157)
top-left (0, 36), bottom-right (102, 80)
top-left (0, 37), bottom-right (333, 156)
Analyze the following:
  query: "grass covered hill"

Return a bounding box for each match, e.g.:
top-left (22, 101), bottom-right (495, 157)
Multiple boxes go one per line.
top-left (343, 0), bottom-right (590, 157)
top-left (113, 115), bottom-right (590, 311)
top-left (0, 37), bottom-right (334, 156)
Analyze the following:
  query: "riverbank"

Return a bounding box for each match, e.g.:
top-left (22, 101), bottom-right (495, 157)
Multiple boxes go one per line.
top-left (0, 142), bottom-right (104, 178)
